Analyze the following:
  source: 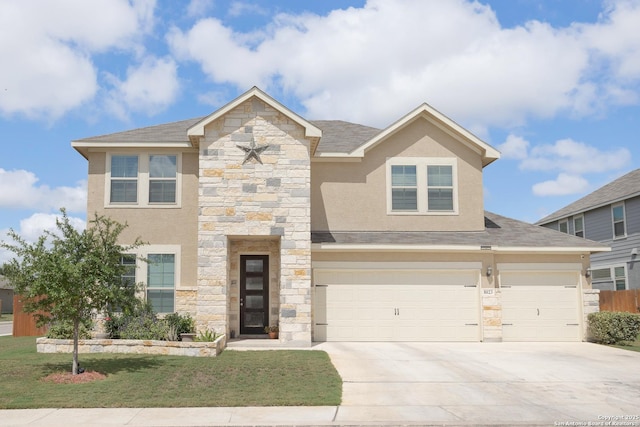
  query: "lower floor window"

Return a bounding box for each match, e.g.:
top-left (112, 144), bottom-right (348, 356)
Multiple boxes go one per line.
top-left (147, 254), bottom-right (175, 313)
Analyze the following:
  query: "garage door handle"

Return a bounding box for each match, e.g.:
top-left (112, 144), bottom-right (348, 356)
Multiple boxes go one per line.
top-left (465, 323), bottom-right (478, 326)
top-left (566, 323), bottom-right (579, 326)
top-left (503, 323), bottom-right (513, 326)
top-left (315, 323), bottom-right (328, 326)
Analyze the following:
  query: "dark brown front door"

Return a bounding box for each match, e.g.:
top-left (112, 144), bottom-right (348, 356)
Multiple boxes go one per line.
top-left (240, 255), bottom-right (269, 335)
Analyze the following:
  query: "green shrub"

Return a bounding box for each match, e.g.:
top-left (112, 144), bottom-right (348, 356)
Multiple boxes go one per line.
top-left (46, 318), bottom-right (93, 339)
top-left (106, 299), bottom-right (168, 340)
top-left (588, 311), bottom-right (640, 344)
top-left (165, 312), bottom-right (196, 340)
top-left (195, 329), bottom-right (219, 342)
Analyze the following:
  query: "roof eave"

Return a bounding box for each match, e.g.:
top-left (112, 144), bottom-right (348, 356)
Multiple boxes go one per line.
top-left (311, 243), bottom-right (610, 253)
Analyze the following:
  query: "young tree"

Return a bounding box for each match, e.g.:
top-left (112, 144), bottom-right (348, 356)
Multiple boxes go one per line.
top-left (0, 209), bottom-right (144, 374)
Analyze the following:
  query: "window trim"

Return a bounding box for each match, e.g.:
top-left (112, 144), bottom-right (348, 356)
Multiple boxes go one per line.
top-left (105, 152), bottom-right (182, 208)
top-left (123, 245), bottom-right (181, 314)
top-left (558, 219), bottom-right (569, 234)
top-left (591, 265), bottom-right (627, 291)
top-left (573, 215), bottom-right (584, 238)
top-left (612, 203), bottom-right (626, 239)
top-left (386, 157), bottom-right (458, 215)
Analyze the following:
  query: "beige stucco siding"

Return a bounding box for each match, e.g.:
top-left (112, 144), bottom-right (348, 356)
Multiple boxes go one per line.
top-left (311, 117), bottom-right (485, 232)
top-left (86, 150), bottom-right (199, 290)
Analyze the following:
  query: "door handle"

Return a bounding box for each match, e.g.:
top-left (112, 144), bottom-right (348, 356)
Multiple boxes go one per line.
top-left (537, 308), bottom-right (540, 316)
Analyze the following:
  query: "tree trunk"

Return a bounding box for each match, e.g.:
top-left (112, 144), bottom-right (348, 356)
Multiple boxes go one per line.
top-left (72, 318), bottom-right (79, 375)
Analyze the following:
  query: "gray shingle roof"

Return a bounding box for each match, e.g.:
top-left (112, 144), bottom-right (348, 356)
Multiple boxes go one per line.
top-left (74, 117), bottom-right (204, 143)
top-left (311, 120), bottom-right (381, 153)
top-left (74, 117), bottom-right (381, 155)
top-left (312, 211), bottom-right (608, 250)
top-left (536, 168), bottom-right (640, 225)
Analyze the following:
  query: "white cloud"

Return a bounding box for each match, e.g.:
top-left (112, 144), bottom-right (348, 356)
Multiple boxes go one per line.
top-left (0, 213), bottom-right (86, 265)
top-left (532, 173), bottom-right (590, 196)
top-left (498, 134), bottom-right (530, 160)
top-left (105, 56), bottom-right (180, 119)
top-left (0, 0), bottom-right (156, 119)
top-left (187, 0), bottom-right (214, 18)
top-left (0, 169), bottom-right (86, 213)
top-left (228, 2), bottom-right (268, 17)
top-left (166, 0), bottom-right (640, 128)
top-left (520, 138), bottom-right (631, 174)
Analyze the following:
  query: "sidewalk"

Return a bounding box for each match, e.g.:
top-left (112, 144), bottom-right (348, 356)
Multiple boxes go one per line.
top-left (0, 406), bottom-right (546, 427)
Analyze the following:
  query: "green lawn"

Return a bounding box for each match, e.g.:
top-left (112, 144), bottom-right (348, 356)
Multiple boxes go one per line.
top-left (0, 336), bottom-right (342, 409)
top-left (612, 335), bottom-right (640, 352)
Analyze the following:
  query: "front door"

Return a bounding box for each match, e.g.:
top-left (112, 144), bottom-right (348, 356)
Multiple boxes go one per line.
top-left (240, 255), bottom-right (269, 335)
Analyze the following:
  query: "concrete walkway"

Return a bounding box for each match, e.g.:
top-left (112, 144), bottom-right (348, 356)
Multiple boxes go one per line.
top-left (1, 342), bottom-right (639, 426)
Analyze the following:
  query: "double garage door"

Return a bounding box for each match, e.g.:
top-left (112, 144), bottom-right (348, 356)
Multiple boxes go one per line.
top-left (314, 268), bottom-right (481, 342)
top-left (313, 266), bottom-right (582, 342)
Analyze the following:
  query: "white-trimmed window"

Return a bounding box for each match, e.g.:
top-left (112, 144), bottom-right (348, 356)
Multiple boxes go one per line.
top-left (121, 245), bottom-right (180, 314)
top-left (147, 254), bottom-right (175, 313)
top-left (558, 219), bottom-right (569, 234)
top-left (591, 265), bottom-right (627, 291)
top-left (106, 153), bottom-right (181, 208)
top-left (573, 215), bottom-right (584, 238)
top-left (612, 203), bottom-right (626, 238)
top-left (387, 158), bottom-right (458, 215)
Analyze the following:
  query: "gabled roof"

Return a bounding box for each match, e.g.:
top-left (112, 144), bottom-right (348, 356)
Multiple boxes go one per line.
top-left (312, 211), bottom-right (609, 253)
top-left (187, 86), bottom-right (322, 146)
top-left (536, 168), bottom-right (640, 225)
top-left (330, 103), bottom-right (500, 167)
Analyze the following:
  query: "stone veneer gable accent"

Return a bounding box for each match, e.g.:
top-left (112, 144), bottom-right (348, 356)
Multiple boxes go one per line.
top-left (195, 97), bottom-right (312, 343)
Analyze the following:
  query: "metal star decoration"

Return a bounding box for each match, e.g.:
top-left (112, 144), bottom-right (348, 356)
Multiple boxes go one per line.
top-left (236, 138), bottom-right (269, 165)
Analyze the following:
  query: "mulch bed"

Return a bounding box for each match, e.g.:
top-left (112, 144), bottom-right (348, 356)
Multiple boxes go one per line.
top-left (42, 371), bottom-right (107, 384)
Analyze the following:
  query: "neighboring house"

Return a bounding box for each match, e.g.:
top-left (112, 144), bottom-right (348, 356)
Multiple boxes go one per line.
top-left (0, 276), bottom-right (13, 314)
top-left (72, 87), bottom-right (608, 344)
top-left (537, 169), bottom-right (640, 292)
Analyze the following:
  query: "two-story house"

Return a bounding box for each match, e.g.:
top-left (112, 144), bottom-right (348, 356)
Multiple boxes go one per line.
top-left (537, 169), bottom-right (640, 292)
top-left (72, 87), bottom-right (608, 344)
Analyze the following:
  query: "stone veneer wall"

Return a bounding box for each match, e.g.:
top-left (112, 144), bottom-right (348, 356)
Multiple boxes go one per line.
top-left (197, 98), bottom-right (312, 344)
top-left (583, 289), bottom-right (600, 339)
top-left (36, 335), bottom-right (226, 357)
top-left (481, 289), bottom-right (502, 342)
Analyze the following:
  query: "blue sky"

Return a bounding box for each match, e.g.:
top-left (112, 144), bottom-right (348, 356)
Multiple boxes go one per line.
top-left (1, 0), bottom-right (640, 262)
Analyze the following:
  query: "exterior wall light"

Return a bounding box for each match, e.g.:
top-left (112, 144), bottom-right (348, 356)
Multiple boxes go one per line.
top-left (486, 266), bottom-right (493, 277)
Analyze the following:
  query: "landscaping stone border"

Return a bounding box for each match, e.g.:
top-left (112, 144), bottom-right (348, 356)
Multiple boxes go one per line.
top-left (36, 334), bottom-right (226, 357)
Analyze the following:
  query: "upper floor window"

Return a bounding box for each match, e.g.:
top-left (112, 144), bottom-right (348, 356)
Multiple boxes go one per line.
top-left (391, 165), bottom-right (417, 210)
top-left (387, 158), bottom-right (457, 215)
top-left (149, 155), bottom-right (177, 203)
top-left (612, 203), bottom-right (626, 238)
top-left (110, 155), bottom-right (138, 203)
top-left (558, 219), bottom-right (569, 234)
top-left (573, 215), bottom-right (584, 238)
top-left (106, 153), bottom-right (181, 208)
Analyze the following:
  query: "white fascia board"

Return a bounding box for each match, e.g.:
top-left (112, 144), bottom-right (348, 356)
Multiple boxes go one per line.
top-left (72, 141), bottom-right (194, 158)
top-left (311, 243), bottom-right (610, 254)
top-left (313, 261), bottom-right (482, 270)
top-left (491, 246), bottom-right (611, 254)
top-left (311, 243), bottom-right (482, 252)
top-left (311, 154), bottom-right (362, 163)
top-left (187, 86), bottom-right (322, 140)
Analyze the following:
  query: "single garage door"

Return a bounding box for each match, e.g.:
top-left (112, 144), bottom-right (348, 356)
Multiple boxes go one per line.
top-left (314, 269), bottom-right (480, 342)
top-left (500, 271), bottom-right (581, 342)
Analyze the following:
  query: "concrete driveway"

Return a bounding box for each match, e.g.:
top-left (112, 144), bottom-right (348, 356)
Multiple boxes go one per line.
top-left (317, 341), bottom-right (640, 425)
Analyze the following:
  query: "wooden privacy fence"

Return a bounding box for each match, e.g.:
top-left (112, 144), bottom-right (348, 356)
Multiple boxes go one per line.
top-left (599, 290), bottom-right (640, 313)
top-left (12, 295), bottom-right (48, 337)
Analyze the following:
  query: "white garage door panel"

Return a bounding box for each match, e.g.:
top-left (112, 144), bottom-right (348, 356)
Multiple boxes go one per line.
top-left (501, 271), bottom-right (581, 342)
top-left (314, 269), bottom-right (480, 342)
